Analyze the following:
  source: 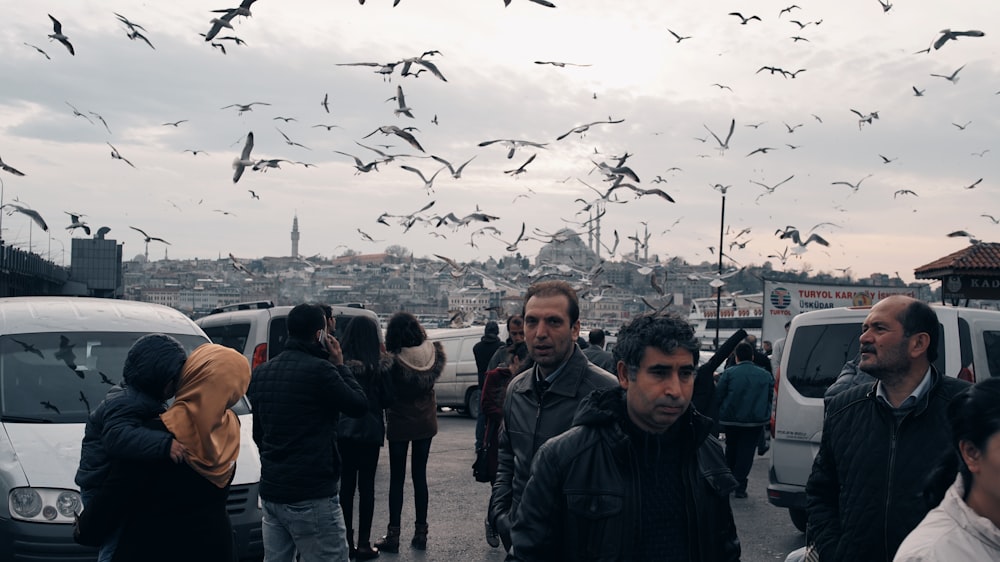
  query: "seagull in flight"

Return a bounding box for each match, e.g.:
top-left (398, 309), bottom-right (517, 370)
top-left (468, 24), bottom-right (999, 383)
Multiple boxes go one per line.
top-left (163, 119), bottom-right (188, 127)
top-left (65, 102), bottom-right (93, 124)
top-left (232, 132), bottom-right (255, 183)
top-left (47, 15), bottom-right (75, 55)
top-left (877, 0), bottom-right (892, 12)
top-left (667, 29), bottom-right (692, 43)
top-left (729, 12), bottom-right (761, 25)
top-left (503, 154), bottom-right (537, 177)
top-left (320, 93), bottom-right (330, 113)
top-left (65, 212), bottom-right (90, 235)
top-left (912, 86), bottom-right (925, 97)
top-left (2, 203), bottom-right (48, 231)
top-left (704, 118), bottom-right (735, 153)
top-left (393, 85), bottom-right (415, 118)
top-left (933, 29), bottom-right (985, 51)
top-left (879, 154), bottom-right (897, 164)
top-left (478, 138), bottom-right (548, 159)
top-left (221, 102), bottom-right (271, 115)
top-left (0, 155), bottom-right (26, 176)
top-left (107, 143), bottom-right (135, 168)
top-left (363, 126), bottom-right (425, 152)
top-left (952, 121), bottom-right (971, 131)
top-left (947, 230), bottom-right (981, 244)
top-left (930, 64), bottom-right (966, 84)
top-left (893, 189), bottom-right (918, 199)
top-left (555, 118), bottom-right (625, 141)
top-left (229, 253), bottom-right (253, 276)
top-left (964, 178), bottom-right (983, 190)
top-left (534, 61), bottom-right (591, 67)
top-left (333, 151), bottom-right (380, 174)
top-left (399, 165), bottom-right (445, 192)
top-left (431, 155), bottom-right (476, 179)
top-left (831, 174), bottom-right (873, 192)
top-left (276, 128), bottom-right (310, 150)
top-left (23, 42), bottom-right (51, 59)
top-left (129, 226), bottom-right (169, 245)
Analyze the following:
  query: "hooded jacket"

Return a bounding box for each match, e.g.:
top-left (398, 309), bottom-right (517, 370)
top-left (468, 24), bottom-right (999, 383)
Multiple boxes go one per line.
top-left (75, 334), bottom-right (188, 491)
top-left (806, 367), bottom-right (970, 561)
top-left (385, 340), bottom-right (445, 442)
top-left (248, 337), bottom-right (367, 503)
top-left (510, 387), bottom-right (741, 561)
top-left (894, 473), bottom-right (1000, 561)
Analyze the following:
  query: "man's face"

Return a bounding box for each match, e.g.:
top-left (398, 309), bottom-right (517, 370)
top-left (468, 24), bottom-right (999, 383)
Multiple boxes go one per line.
top-left (508, 322), bottom-right (525, 344)
top-left (618, 346), bottom-right (695, 434)
top-left (858, 299), bottom-right (913, 379)
top-left (326, 315), bottom-right (336, 335)
top-left (524, 294), bottom-right (579, 374)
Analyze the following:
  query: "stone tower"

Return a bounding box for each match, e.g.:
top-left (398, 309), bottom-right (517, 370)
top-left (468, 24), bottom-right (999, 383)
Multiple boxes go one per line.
top-left (291, 214), bottom-right (300, 258)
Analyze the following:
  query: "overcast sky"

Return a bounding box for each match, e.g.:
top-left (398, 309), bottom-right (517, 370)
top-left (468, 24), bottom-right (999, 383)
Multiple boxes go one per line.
top-left (1, 1), bottom-right (997, 284)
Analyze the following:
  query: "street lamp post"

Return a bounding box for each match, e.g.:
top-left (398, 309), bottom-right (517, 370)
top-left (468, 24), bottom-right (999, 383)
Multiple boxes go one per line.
top-left (715, 192), bottom-right (726, 350)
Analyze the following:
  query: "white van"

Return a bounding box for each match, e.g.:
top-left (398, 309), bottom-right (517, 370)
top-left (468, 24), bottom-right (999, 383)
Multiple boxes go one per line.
top-left (767, 304), bottom-right (1000, 532)
top-left (0, 297), bottom-right (263, 560)
top-left (426, 326), bottom-right (508, 419)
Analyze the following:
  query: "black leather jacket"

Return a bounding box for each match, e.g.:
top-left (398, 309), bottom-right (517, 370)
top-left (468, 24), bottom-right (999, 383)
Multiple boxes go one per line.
top-left (488, 345), bottom-right (618, 545)
top-left (806, 368), bottom-right (969, 561)
top-left (511, 387), bottom-right (741, 561)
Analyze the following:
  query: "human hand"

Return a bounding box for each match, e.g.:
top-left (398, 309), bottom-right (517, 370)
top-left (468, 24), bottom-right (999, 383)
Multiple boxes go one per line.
top-left (169, 439), bottom-right (186, 463)
top-left (325, 333), bottom-right (344, 365)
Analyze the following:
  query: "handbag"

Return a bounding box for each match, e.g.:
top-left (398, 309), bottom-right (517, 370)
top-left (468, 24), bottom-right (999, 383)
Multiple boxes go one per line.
top-left (472, 447), bottom-right (491, 483)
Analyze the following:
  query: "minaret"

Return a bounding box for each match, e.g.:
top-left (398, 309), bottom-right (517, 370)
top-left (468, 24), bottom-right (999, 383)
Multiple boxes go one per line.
top-left (291, 214), bottom-right (300, 258)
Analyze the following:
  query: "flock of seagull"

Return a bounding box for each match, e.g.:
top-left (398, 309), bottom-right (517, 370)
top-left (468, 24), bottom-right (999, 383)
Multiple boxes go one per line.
top-left (2, 2), bottom-right (996, 289)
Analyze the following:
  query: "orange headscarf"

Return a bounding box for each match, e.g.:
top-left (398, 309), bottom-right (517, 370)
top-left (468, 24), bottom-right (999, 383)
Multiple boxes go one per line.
top-left (161, 344), bottom-right (250, 488)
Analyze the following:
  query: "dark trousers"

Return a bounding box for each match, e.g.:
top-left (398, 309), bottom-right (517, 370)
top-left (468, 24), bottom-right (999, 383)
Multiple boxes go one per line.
top-left (338, 439), bottom-right (381, 544)
top-left (387, 438), bottom-right (433, 527)
top-left (723, 425), bottom-right (761, 493)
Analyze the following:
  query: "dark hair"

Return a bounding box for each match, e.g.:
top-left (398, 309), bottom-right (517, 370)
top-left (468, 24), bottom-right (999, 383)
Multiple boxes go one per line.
top-left (318, 303), bottom-right (333, 320)
top-left (613, 313), bottom-right (700, 380)
top-left (734, 341), bottom-right (754, 361)
top-left (899, 299), bottom-right (939, 363)
top-left (522, 281), bottom-right (579, 325)
top-left (287, 303), bottom-right (325, 340)
top-left (341, 315), bottom-right (382, 370)
top-left (508, 341), bottom-right (529, 363)
top-left (924, 378), bottom-right (1000, 507)
top-left (507, 315), bottom-right (524, 329)
top-left (588, 329), bottom-right (606, 346)
top-left (385, 311), bottom-right (425, 353)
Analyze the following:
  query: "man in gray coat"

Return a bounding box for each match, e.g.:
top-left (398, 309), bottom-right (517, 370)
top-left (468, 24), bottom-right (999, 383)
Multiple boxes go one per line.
top-left (487, 281), bottom-right (618, 551)
top-left (582, 328), bottom-right (616, 373)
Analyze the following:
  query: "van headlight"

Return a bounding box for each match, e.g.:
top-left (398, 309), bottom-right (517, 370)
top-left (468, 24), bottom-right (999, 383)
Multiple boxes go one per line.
top-left (9, 488), bottom-right (82, 523)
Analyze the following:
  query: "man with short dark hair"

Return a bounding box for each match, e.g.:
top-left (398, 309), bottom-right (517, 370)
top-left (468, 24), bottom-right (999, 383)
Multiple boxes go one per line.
top-left (510, 313), bottom-right (740, 561)
top-left (714, 342), bottom-right (774, 498)
top-left (488, 281), bottom-right (617, 551)
top-left (486, 315), bottom-right (525, 371)
top-left (582, 328), bottom-right (616, 373)
top-left (473, 321), bottom-right (503, 451)
top-left (248, 303), bottom-right (368, 562)
top-left (806, 296), bottom-right (970, 560)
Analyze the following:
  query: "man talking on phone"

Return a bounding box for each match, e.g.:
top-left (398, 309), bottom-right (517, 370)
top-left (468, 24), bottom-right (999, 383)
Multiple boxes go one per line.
top-left (248, 303), bottom-right (368, 561)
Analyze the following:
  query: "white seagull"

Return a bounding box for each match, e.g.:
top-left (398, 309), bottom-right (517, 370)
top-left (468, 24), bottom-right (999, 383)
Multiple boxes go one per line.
top-left (47, 15), bottom-right (75, 55)
top-left (232, 132), bottom-right (255, 183)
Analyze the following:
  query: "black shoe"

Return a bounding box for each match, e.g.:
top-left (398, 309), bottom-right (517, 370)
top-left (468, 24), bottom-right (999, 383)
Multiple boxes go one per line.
top-left (757, 442), bottom-right (770, 456)
top-left (734, 490), bottom-right (748, 499)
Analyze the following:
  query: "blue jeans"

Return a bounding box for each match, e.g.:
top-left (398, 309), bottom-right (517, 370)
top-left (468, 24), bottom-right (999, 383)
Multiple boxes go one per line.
top-left (80, 489), bottom-right (119, 562)
top-left (262, 495), bottom-right (349, 562)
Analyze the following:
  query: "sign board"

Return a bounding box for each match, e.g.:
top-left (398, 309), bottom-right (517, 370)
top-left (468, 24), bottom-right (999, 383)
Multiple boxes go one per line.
top-left (942, 275), bottom-right (1000, 301)
top-left (761, 279), bottom-right (918, 345)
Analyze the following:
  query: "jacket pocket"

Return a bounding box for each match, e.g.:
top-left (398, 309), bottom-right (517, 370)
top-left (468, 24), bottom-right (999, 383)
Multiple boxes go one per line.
top-left (565, 493), bottom-right (624, 559)
top-left (567, 493), bottom-right (623, 519)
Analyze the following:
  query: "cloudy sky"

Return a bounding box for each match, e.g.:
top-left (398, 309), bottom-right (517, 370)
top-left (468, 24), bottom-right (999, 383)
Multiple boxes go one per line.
top-left (1, 1), bottom-right (997, 284)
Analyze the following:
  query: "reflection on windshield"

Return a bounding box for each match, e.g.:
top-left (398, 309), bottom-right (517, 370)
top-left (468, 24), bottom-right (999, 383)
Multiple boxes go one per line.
top-left (0, 333), bottom-right (209, 424)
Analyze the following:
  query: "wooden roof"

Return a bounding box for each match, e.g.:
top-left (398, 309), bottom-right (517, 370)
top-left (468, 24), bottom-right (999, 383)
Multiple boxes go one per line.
top-left (914, 243), bottom-right (1000, 278)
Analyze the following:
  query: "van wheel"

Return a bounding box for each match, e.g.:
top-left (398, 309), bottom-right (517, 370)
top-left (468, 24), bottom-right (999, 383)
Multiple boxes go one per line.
top-left (789, 508), bottom-right (807, 533)
top-left (465, 388), bottom-right (480, 419)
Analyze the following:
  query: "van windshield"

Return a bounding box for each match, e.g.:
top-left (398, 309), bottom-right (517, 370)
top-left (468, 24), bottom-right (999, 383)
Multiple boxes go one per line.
top-left (0, 332), bottom-right (222, 424)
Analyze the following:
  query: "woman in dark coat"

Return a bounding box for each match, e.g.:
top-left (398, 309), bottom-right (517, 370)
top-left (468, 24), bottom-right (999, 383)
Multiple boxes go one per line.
top-left (75, 344), bottom-right (251, 562)
top-left (337, 316), bottom-right (394, 560)
top-left (374, 312), bottom-right (445, 553)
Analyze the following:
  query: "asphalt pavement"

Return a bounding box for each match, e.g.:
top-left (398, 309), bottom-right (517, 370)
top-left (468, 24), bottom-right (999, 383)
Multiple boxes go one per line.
top-left (361, 411), bottom-right (805, 561)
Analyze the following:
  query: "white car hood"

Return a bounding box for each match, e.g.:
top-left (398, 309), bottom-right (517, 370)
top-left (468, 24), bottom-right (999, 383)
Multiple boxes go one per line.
top-left (2, 415), bottom-right (260, 489)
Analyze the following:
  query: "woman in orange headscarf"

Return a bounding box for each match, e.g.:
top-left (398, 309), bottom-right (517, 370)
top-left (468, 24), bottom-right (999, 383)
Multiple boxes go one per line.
top-left (75, 344), bottom-right (251, 562)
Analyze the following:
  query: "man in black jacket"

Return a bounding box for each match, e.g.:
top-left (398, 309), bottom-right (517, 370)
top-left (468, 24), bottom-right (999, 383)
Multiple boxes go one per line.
top-left (806, 296), bottom-right (969, 561)
top-left (488, 281), bottom-right (618, 551)
top-left (510, 312), bottom-right (740, 561)
top-left (473, 321), bottom-right (503, 451)
top-left (247, 304), bottom-right (368, 562)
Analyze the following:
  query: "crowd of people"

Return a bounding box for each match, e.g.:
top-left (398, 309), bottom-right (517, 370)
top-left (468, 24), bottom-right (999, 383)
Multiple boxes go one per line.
top-left (70, 289), bottom-right (1000, 561)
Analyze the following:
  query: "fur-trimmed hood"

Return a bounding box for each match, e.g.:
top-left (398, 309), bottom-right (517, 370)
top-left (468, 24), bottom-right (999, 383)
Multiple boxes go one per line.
top-left (390, 341), bottom-right (445, 397)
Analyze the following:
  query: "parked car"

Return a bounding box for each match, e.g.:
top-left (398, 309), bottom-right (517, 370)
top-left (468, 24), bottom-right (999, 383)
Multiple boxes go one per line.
top-left (196, 301), bottom-right (381, 371)
top-left (0, 296), bottom-right (263, 561)
top-left (767, 304), bottom-right (1000, 532)
top-left (426, 326), bottom-right (509, 419)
